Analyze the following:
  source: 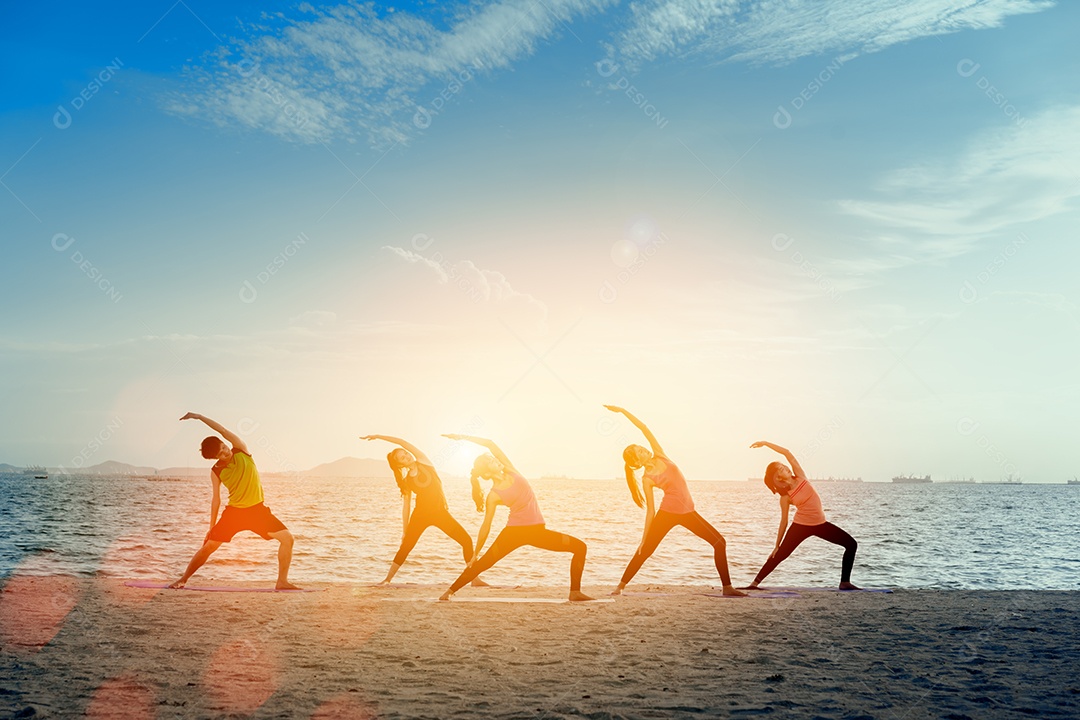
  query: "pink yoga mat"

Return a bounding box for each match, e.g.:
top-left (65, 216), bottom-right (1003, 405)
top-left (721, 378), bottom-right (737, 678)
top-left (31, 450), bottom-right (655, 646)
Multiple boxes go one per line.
top-left (364, 583), bottom-right (522, 589)
top-left (750, 586), bottom-right (893, 593)
top-left (381, 597), bottom-right (615, 604)
top-left (123, 581), bottom-right (323, 593)
top-left (700, 591), bottom-right (800, 599)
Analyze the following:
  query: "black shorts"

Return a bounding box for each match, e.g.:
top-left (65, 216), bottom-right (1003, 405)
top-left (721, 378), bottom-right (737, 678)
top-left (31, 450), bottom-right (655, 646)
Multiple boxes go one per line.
top-left (208, 503), bottom-right (287, 542)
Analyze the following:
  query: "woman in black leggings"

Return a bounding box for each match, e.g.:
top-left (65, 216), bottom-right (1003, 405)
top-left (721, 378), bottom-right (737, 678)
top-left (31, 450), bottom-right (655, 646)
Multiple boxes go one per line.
top-left (745, 440), bottom-right (858, 590)
top-left (606, 405), bottom-right (745, 596)
top-left (361, 434), bottom-right (487, 587)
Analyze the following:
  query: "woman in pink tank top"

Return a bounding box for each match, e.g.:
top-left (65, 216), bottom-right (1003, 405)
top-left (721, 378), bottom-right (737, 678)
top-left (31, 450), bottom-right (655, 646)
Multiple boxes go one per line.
top-left (605, 406), bottom-right (745, 597)
top-left (438, 434), bottom-right (595, 602)
top-left (744, 441), bottom-right (859, 590)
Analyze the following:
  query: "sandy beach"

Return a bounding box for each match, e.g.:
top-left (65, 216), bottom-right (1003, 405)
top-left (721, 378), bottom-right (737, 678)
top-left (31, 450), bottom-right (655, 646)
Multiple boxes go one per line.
top-left (0, 578), bottom-right (1076, 719)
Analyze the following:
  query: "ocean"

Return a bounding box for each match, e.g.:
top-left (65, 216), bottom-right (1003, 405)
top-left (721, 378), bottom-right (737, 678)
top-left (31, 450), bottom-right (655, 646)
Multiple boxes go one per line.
top-left (1, 474), bottom-right (1076, 590)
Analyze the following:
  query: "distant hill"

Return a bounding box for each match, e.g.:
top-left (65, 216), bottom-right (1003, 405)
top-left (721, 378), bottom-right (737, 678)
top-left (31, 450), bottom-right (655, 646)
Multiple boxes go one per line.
top-left (0, 457), bottom-right (394, 478)
top-left (157, 466), bottom-right (213, 478)
top-left (60, 460), bottom-right (158, 476)
top-left (301, 457), bottom-right (392, 478)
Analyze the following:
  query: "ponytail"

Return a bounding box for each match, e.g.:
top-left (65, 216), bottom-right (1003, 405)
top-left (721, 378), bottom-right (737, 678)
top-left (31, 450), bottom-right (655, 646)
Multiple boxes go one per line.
top-left (470, 470), bottom-right (485, 512)
top-left (624, 464), bottom-right (644, 508)
top-left (622, 445), bottom-right (644, 508)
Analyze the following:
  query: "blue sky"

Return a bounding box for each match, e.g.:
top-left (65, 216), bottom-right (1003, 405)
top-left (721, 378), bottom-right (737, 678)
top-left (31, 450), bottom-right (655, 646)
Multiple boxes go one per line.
top-left (2, 1), bottom-right (1077, 481)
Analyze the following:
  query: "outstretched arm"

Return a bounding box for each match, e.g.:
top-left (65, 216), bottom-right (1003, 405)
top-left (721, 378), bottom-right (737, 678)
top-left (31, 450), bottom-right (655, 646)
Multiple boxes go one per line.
top-left (604, 405), bottom-right (666, 457)
top-left (181, 413), bottom-right (248, 454)
top-left (206, 473), bottom-right (222, 543)
top-left (772, 495), bottom-right (791, 557)
top-left (442, 435), bottom-right (520, 475)
top-left (401, 492), bottom-right (412, 536)
top-left (472, 494), bottom-right (500, 563)
top-left (639, 478), bottom-right (657, 550)
top-left (750, 440), bottom-right (806, 479)
top-left (360, 435), bottom-right (434, 466)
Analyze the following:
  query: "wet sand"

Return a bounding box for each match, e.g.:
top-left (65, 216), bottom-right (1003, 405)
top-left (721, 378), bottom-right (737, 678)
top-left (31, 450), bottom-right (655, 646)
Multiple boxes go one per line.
top-left (1, 578), bottom-right (1077, 719)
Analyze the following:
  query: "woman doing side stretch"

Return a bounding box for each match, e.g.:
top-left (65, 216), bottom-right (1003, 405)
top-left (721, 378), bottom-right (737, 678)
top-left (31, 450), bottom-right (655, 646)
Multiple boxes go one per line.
top-left (438, 434), bottom-right (594, 602)
top-left (746, 441), bottom-right (858, 590)
top-left (361, 434), bottom-right (486, 587)
top-left (606, 406), bottom-right (745, 597)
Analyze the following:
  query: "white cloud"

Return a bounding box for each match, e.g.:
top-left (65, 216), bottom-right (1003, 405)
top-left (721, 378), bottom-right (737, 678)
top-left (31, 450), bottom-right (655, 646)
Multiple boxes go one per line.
top-left (382, 245), bottom-right (450, 282)
top-left (838, 104), bottom-right (1080, 264)
top-left (164, 1), bottom-right (1054, 145)
top-left (290, 310), bottom-right (338, 328)
top-left (993, 290), bottom-right (1079, 318)
top-left (382, 246), bottom-right (548, 325)
top-left (612, 0), bottom-right (1054, 66)
top-left (166, 0), bottom-right (612, 146)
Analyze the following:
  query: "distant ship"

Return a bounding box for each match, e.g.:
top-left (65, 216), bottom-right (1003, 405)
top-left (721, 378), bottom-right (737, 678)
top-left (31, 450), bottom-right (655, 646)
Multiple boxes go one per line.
top-left (1068, 477), bottom-right (1080, 486)
top-left (24, 465), bottom-right (48, 479)
top-left (940, 476), bottom-right (976, 484)
top-left (985, 474), bottom-right (1022, 485)
top-left (891, 474), bottom-right (932, 484)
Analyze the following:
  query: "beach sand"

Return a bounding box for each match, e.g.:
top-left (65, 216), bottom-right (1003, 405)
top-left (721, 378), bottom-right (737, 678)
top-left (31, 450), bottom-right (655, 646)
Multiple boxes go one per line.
top-left (1, 578), bottom-right (1077, 719)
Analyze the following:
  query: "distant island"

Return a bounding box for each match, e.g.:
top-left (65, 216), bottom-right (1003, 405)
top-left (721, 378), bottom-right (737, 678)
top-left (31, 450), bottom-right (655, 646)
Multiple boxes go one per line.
top-left (0, 456), bottom-right (393, 478)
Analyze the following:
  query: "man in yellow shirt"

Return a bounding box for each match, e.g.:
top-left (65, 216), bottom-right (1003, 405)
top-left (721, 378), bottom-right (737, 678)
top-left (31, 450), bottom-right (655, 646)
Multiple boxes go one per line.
top-left (170, 412), bottom-right (299, 590)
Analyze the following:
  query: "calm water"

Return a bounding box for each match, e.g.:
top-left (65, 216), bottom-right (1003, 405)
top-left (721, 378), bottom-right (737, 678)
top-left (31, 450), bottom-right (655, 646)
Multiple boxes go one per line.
top-left (0, 474), bottom-right (1076, 589)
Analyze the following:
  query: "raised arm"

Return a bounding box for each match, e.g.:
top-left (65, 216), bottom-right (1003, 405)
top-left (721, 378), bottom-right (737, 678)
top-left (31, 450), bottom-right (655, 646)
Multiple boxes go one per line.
top-left (750, 440), bottom-right (806, 479)
top-left (604, 405), bottom-right (666, 457)
top-left (442, 435), bottom-right (519, 475)
top-left (360, 435), bottom-right (434, 466)
top-left (181, 413), bottom-right (248, 454)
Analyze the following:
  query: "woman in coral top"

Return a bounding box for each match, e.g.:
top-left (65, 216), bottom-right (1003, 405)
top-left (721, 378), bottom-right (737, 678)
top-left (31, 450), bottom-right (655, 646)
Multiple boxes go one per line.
top-left (606, 405), bottom-right (745, 597)
top-left (437, 434), bottom-right (594, 602)
top-left (746, 440), bottom-right (859, 590)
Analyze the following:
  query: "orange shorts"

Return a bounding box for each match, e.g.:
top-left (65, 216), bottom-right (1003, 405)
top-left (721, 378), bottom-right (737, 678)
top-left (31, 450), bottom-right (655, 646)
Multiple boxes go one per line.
top-left (208, 503), bottom-right (287, 542)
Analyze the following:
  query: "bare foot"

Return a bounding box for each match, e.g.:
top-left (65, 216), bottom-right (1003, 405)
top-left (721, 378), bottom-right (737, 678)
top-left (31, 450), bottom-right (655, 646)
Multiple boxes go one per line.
top-left (568, 591), bottom-right (596, 602)
top-left (610, 585), bottom-right (625, 596)
top-left (376, 579), bottom-right (392, 586)
top-left (470, 577), bottom-right (491, 587)
top-left (438, 591), bottom-right (453, 602)
top-left (722, 586), bottom-right (748, 597)
top-left (168, 579), bottom-right (187, 589)
top-left (276, 581), bottom-right (301, 591)
top-left (838, 582), bottom-right (860, 591)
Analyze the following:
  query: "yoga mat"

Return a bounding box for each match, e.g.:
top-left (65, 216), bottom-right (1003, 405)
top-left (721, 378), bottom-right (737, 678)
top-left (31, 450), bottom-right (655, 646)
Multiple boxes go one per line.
top-left (364, 583), bottom-right (521, 589)
top-left (381, 597), bottom-right (615, 604)
top-left (123, 581), bottom-right (323, 593)
top-left (752, 586), bottom-right (893, 594)
top-left (700, 591), bottom-right (800, 599)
